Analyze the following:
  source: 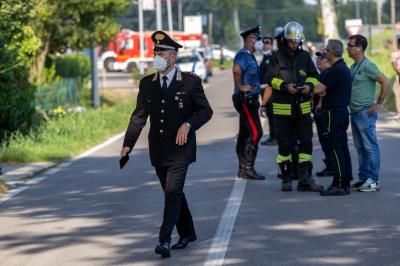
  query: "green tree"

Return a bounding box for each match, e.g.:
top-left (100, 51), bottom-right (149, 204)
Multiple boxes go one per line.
top-left (0, 0), bottom-right (41, 141)
top-left (31, 0), bottom-right (130, 81)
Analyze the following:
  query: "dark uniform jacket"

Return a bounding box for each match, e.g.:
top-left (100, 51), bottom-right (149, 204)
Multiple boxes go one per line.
top-left (267, 49), bottom-right (319, 117)
top-left (259, 52), bottom-right (273, 85)
top-left (123, 68), bottom-right (213, 166)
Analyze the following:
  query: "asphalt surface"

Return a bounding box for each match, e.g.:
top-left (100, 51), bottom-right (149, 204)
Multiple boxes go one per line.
top-left (1, 69), bottom-right (400, 266)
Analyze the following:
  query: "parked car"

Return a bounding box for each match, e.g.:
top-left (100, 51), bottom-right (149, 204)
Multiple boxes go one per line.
top-left (210, 44), bottom-right (236, 61)
top-left (176, 50), bottom-right (208, 82)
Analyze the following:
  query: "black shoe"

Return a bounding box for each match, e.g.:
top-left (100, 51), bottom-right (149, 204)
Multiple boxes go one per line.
top-left (155, 242), bottom-right (171, 258)
top-left (260, 138), bottom-right (277, 146)
top-left (171, 234), bottom-right (197, 249)
top-left (316, 167), bottom-right (334, 177)
top-left (281, 180), bottom-right (292, 191)
top-left (320, 186), bottom-right (347, 196)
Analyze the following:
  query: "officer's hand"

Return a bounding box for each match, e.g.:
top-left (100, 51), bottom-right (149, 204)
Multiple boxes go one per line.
top-left (301, 85), bottom-right (311, 95)
top-left (287, 83), bottom-right (297, 94)
top-left (240, 85), bottom-right (252, 92)
top-left (176, 123), bottom-right (190, 146)
top-left (368, 103), bottom-right (381, 116)
top-left (260, 105), bottom-right (267, 117)
top-left (120, 147), bottom-right (130, 157)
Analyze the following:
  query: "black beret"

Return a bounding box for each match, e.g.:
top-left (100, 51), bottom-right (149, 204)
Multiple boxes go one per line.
top-left (151, 30), bottom-right (183, 51)
top-left (240, 25), bottom-right (261, 40)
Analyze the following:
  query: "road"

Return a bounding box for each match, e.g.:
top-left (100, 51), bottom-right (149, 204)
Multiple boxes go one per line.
top-left (1, 69), bottom-right (400, 266)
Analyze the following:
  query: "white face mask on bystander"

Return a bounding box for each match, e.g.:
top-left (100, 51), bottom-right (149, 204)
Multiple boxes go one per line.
top-left (254, 40), bottom-right (264, 52)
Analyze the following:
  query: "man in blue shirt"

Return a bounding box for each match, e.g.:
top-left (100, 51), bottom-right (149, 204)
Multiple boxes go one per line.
top-left (315, 39), bottom-right (353, 196)
top-left (232, 25), bottom-right (265, 180)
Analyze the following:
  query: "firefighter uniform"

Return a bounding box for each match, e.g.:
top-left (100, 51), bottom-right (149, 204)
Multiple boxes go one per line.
top-left (319, 58), bottom-right (353, 196)
top-left (122, 31), bottom-right (213, 257)
top-left (267, 21), bottom-right (323, 192)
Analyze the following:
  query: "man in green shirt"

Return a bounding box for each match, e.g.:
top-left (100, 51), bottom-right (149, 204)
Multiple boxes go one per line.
top-left (347, 34), bottom-right (389, 192)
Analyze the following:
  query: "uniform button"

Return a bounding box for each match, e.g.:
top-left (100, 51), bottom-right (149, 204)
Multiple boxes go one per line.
top-left (160, 119), bottom-right (164, 123)
top-left (161, 100), bottom-right (165, 103)
top-left (160, 129), bottom-right (163, 133)
top-left (161, 110), bottom-right (164, 113)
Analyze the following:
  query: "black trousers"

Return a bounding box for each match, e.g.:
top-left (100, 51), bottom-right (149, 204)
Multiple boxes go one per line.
top-left (266, 101), bottom-right (275, 139)
top-left (155, 164), bottom-right (195, 243)
top-left (232, 94), bottom-right (263, 146)
top-left (314, 110), bottom-right (334, 164)
top-left (324, 108), bottom-right (353, 188)
top-left (274, 115), bottom-right (313, 159)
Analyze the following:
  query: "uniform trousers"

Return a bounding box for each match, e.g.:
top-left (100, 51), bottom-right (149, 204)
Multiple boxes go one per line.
top-left (155, 164), bottom-right (195, 243)
top-left (232, 93), bottom-right (263, 146)
top-left (324, 108), bottom-right (353, 187)
top-left (274, 115), bottom-right (313, 159)
top-left (314, 110), bottom-right (334, 164)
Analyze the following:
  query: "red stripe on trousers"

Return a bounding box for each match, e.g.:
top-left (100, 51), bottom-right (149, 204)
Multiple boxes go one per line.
top-left (241, 103), bottom-right (258, 145)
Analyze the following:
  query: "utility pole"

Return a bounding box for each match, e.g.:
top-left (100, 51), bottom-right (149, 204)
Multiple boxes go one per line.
top-left (376, 0), bottom-right (382, 33)
top-left (138, 0), bottom-right (145, 76)
top-left (90, 45), bottom-right (100, 108)
top-left (233, 8), bottom-right (241, 49)
top-left (355, 0), bottom-right (360, 19)
top-left (208, 12), bottom-right (213, 45)
top-left (178, 0), bottom-right (183, 31)
top-left (391, 0), bottom-right (396, 49)
top-left (167, 0), bottom-right (173, 33)
top-left (156, 0), bottom-right (162, 30)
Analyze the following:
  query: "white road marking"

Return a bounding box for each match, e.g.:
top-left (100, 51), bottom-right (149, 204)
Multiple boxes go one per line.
top-left (204, 178), bottom-right (247, 266)
top-left (0, 132), bottom-right (125, 204)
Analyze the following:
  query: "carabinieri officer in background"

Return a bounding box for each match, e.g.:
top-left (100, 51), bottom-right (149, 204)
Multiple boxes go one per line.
top-left (232, 25), bottom-right (265, 180)
top-left (120, 31), bottom-right (213, 258)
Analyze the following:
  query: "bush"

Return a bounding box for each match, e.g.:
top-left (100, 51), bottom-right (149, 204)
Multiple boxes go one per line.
top-left (0, 3), bottom-right (41, 142)
top-left (55, 53), bottom-right (90, 79)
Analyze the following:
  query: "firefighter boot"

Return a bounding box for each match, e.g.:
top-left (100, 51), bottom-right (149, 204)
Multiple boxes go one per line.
top-left (316, 159), bottom-right (335, 177)
top-left (279, 161), bottom-right (292, 191)
top-left (241, 143), bottom-right (265, 180)
top-left (297, 162), bottom-right (324, 192)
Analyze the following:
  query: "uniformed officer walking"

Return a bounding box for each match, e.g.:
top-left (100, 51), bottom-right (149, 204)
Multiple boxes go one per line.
top-left (120, 31), bottom-right (213, 257)
top-left (232, 25), bottom-right (265, 180)
top-left (314, 39), bottom-right (353, 196)
top-left (267, 21), bottom-right (323, 192)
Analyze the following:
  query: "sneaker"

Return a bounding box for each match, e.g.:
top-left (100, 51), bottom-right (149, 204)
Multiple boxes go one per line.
top-left (350, 179), bottom-right (364, 191)
top-left (358, 178), bottom-right (378, 192)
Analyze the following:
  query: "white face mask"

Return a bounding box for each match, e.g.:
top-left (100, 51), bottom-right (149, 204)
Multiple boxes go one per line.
top-left (254, 40), bottom-right (264, 52)
top-left (154, 55), bottom-right (169, 71)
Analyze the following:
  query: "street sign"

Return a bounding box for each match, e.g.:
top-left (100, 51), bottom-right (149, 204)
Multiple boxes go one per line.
top-left (345, 19), bottom-right (363, 36)
top-left (143, 0), bottom-right (155, 11)
top-left (184, 15), bottom-right (202, 34)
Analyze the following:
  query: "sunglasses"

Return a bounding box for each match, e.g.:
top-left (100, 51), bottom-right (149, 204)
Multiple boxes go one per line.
top-left (347, 43), bottom-right (358, 48)
top-left (263, 41), bottom-right (271, 44)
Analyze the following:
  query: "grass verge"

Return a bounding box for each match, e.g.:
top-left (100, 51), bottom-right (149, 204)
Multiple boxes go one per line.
top-left (0, 178), bottom-right (10, 195)
top-left (0, 90), bottom-right (136, 163)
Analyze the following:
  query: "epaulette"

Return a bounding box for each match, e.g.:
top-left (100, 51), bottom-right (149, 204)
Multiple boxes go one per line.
top-left (182, 71), bottom-right (200, 80)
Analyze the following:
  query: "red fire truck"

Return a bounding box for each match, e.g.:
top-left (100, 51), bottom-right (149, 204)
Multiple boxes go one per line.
top-left (101, 29), bottom-right (204, 72)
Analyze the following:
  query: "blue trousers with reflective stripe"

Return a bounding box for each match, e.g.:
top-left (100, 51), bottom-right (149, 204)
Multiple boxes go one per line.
top-left (325, 108), bottom-right (353, 188)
